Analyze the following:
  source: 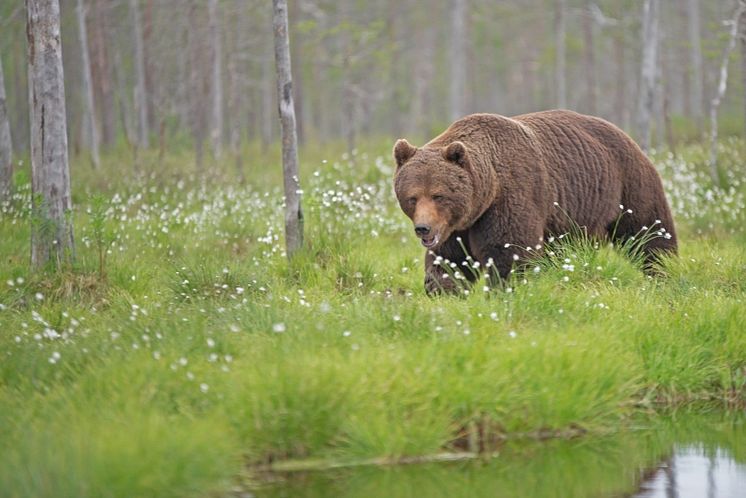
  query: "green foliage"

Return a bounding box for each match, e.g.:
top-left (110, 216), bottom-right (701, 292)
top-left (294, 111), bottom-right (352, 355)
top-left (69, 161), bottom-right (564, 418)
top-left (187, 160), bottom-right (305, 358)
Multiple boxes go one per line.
top-left (87, 194), bottom-right (116, 279)
top-left (1, 139), bottom-right (746, 496)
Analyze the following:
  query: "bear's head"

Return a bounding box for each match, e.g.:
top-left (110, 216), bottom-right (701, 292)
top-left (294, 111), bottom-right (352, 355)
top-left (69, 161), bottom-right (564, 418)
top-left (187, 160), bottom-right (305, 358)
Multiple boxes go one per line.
top-left (393, 138), bottom-right (475, 250)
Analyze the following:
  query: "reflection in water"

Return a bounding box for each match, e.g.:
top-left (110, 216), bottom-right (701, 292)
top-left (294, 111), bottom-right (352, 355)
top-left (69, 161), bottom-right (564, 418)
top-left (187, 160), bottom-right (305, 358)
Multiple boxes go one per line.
top-left (252, 413), bottom-right (745, 498)
top-left (634, 446), bottom-right (746, 498)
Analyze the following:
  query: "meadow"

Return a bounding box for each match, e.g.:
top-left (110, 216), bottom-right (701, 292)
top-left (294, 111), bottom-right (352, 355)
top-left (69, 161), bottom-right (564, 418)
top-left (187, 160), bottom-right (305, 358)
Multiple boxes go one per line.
top-left (1, 138), bottom-right (745, 497)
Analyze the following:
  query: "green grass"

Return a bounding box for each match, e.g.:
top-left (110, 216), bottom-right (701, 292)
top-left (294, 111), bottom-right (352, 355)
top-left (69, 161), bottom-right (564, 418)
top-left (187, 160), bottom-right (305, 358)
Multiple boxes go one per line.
top-left (1, 139), bottom-right (746, 497)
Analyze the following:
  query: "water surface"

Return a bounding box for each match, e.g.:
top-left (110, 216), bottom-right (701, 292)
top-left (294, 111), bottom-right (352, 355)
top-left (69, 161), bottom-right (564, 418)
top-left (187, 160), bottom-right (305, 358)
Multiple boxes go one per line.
top-left (252, 413), bottom-right (745, 498)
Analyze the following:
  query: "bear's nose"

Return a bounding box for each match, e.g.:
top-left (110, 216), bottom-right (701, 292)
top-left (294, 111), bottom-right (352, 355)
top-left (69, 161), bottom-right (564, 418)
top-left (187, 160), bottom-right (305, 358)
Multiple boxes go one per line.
top-left (414, 224), bottom-right (431, 236)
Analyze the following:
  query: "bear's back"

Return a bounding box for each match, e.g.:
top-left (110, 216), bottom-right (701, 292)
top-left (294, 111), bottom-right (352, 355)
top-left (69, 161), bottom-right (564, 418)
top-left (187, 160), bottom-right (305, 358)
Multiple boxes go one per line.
top-left (512, 110), bottom-right (650, 235)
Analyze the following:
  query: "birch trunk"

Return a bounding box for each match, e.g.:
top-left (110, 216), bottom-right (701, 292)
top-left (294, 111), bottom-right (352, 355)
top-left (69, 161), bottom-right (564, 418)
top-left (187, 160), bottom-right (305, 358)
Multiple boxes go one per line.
top-left (740, 3), bottom-right (746, 133)
top-left (449, 0), bottom-right (466, 120)
top-left (686, 0), bottom-right (704, 128)
top-left (709, 1), bottom-right (745, 186)
top-left (26, 0), bottom-right (75, 269)
top-left (411, 14), bottom-right (435, 137)
top-left (76, 0), bottom-right (100, 168)
top-left (388, 0), bottom-right (403, 136)
top-left (289, 0), bottom-right (305, 145)
top-left (613, 29), bottom-right (627, 128)
top-left (187, 0), bottom-right (207, 169)
top-left (272, 0), bottom-right (303, 257)
top-left (208, 0), bottom-right (223, 159)
top-left (261, 50), bottom-right (273, 151)
top-left (113, 48), bottom-right (134, 149)
top-left (555, 0), bottom-right (566, 109)
top-left (637, 0), bottom-right (659, 152)
top-left (91, 0), bottom-right (115, 146)
top-left (129, 0), bottom-right (149, 148)
top-left (0, 56), bottom-right (12, 201)
top-left (176, 14), bottom-right (190, 132)
top-left (228, 0), bottom-right (246, 178)
top-left (582, 1), bottom-right (597, 114)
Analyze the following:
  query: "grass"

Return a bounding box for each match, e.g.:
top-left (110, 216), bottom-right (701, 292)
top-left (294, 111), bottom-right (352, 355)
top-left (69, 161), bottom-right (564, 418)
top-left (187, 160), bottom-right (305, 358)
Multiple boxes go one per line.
top-left (1, 138), bottom-right (746, 497)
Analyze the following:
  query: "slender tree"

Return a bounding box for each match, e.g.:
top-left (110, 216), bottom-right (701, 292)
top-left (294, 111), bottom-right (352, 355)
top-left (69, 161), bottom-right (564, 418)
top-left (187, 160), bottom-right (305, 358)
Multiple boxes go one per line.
top-left (555, 0), bottom-right (567, 109)
top-left (449, 0), bottom-right (466, 120)
top-left (261, 48), bottom-right (274, 152)
top-left (187, 0), bottom-right (208, 169)
top-left (582, 1), bottom-right (597, 114)
top-left (686, 0), bottom-right (704, 129)
top-left (208, 0), bottom-right (223, 159)
top-left (613, 21), bottom-right (628, 129)
top-left (76, 0), bottom-right (100, 168)
top-left (26, 0), bottom-right (75, 269)
top-left (410, 19), bottom-right (435, 137)
top-left (91, 0), bottom-right (115, 146)
top-left (740, 1), bottom-right (746, 132)
top-left (637, 0), bottom-right (659, 152)
top-left (129, 0), bottom-right (149, 148)
top-left (0, 55), bottom-right (12, 201)
top-left (272, 0), bottom-right (303, 257)
top-left (228, 0), bottom-right (247, 177)
top-left (709, 0), bottom-right (745, 186)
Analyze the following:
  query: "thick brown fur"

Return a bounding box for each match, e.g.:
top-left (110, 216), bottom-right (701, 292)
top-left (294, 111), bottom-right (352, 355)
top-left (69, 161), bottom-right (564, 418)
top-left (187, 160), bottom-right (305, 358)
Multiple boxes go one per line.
top-left (393, 110), bottom-right (678, 294)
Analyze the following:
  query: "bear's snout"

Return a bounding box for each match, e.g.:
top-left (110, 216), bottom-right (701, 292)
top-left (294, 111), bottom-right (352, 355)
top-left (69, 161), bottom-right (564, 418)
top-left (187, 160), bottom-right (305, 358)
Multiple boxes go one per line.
top-left (414, 224), bottom-right (431, 236)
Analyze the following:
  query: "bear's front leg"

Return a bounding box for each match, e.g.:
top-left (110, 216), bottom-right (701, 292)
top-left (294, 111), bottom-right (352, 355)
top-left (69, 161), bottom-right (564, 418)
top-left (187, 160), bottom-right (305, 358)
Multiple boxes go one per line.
top-left (469, 205), bottom-right (544, 282)
top-left (424, 269), bottom-right (457, 295)
top-left (423, 232), bottom-right (473, 295)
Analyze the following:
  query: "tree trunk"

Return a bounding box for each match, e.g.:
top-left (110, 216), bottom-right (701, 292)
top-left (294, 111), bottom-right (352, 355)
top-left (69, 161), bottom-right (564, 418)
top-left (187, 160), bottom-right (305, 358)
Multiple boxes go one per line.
top-left (582, 1), bottom-right (597, 115)
top-left (188, 0), bottom-right (207, 169)
top-left (709, 1), bottom-right (745, 186)
top-left (686, 0), bottom-right (704, 130)
top-left (129, 0), bottom-right (149, 149)
top-left (143, 0), bottom-right (155, 132)
top-left (449, 0), bottom-right (466, 120)
top-left (637, 0), bottom-right (659, 152)
top-left (339, 2), bottom-right (356, 156)
top-left (342, 59), bottom-right (357, 157)
top-left (261, 50), bottom-right (274, 152)
top-left (76, 0), bottom-right (100, 168)
top-left (613, 28), bottom-right (627, 128)
top-left (113, 48), bottom-right (134, 151)
top-left (272, 0), bottom-right (303, 257)
top-left (555, 0), bottom-right (567, 109)
top-left (176, 13), bottom-right (191, 133)
top-left (410, 14), bottom-right (435, 138)
top-left (208, 0), bottom-right (223, 159)
top-left (0, 55), bottom-right (12, 201)
top-left (228, 0), bottom-right (246, 179)
top-left (26, 0), bottom-right (75, 269)
top-left (289, 0), bottom-right (305, 145)
top-left (740, 2), bottom-right (746, 134)
top-left (91, 0), bottom-right (115, 147)
top-left (388, 0), bottom-right (403, 136)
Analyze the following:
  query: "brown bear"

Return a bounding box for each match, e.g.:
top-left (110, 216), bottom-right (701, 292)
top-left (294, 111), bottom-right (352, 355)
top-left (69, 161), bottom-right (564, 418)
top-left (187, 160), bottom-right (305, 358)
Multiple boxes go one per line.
top-left (393, 110), bottom-right (677, 294)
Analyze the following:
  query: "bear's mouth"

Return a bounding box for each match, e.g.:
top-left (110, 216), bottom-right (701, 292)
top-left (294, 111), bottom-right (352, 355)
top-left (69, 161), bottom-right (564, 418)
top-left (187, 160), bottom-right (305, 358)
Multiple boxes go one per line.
top-left (420, 234), bottom-right (440, 248)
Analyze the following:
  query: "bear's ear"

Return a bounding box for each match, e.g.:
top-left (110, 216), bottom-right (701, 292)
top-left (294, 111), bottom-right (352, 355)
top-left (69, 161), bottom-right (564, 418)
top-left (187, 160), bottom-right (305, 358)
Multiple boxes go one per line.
top-left (443, 141), bottom-right (468, 167)
top-left (394, 139), bottom-right (417, 168)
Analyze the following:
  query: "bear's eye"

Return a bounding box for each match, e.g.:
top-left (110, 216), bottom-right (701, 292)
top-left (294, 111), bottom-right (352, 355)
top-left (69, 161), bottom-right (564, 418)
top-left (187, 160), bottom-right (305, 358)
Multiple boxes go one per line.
top-left (432, 195), bottom-right (445, 202)
top-left (407, 197), bottom-right (417, 206)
